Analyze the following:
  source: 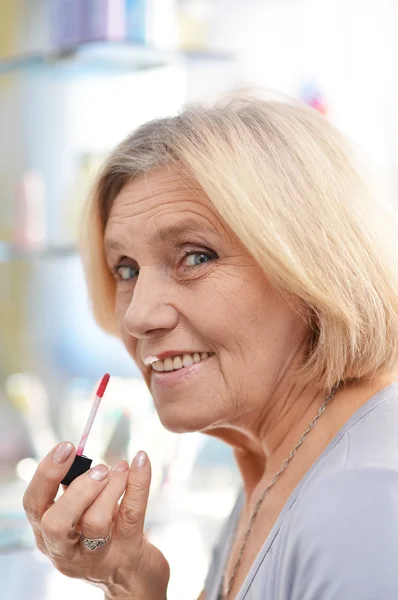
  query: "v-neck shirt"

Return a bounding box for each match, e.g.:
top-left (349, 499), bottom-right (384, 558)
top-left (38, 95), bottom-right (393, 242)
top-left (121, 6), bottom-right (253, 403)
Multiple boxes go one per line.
top-left (205, 382), bottom-right (398, 600)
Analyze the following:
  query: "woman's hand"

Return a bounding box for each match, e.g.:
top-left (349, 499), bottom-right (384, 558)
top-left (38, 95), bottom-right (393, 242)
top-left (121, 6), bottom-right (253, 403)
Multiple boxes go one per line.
top-left (23, 442), bottom-right (170, 600)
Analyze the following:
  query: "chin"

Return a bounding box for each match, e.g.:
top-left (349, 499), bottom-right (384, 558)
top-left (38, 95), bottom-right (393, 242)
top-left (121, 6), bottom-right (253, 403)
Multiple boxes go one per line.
top-left (154, 401), bottom-right (220, 434)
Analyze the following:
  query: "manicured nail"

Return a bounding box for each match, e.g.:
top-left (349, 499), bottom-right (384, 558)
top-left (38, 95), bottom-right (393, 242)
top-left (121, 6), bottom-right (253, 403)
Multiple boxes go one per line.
top-left (133, 451), bottom-right (147, 468)
top-left (112, 461), bottom-right (129, 473)
top-left (89, 466), bottom-right (109, 481)
top-left (53, 442), bottom-right (74, 464)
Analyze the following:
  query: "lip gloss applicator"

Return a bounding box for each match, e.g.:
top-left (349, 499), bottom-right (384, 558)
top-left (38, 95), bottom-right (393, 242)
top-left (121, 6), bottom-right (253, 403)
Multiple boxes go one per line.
top-left (61, 373), bottom-right (110, 486)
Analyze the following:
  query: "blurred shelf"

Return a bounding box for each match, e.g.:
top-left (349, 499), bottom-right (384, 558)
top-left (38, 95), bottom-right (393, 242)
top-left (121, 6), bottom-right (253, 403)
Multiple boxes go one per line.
top-left (0, 41), bottom-right (234, 77)
top-left (0, 242), bottom-right (78, 263)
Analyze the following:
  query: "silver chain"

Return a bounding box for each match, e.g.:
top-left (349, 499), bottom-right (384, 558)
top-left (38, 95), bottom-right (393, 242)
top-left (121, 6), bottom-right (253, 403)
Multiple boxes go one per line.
top-left (220, 384), bottom-right (340, 600)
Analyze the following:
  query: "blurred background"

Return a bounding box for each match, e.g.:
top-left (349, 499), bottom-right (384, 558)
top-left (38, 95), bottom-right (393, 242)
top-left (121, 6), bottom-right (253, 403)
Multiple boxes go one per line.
top-left (0, 0), bottom-right (397, 598)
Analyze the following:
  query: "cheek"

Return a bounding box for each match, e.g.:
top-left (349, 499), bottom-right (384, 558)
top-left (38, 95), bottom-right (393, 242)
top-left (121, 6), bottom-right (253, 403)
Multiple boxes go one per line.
top-left (201, 270), bottom-right (304, 355)
top-left (186, 279), bottom-right (239, 335)
top-left (246, 291), bottom-right (309, 363)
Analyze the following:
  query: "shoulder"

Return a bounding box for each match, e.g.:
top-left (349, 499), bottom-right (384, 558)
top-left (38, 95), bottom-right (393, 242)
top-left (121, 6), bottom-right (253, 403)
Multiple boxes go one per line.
top-left (283, 468), bottom-right (398, 599)
top-left (293, 467), bottom-right (398, 547)
top-left (297, 466), bottom-right (398, 524)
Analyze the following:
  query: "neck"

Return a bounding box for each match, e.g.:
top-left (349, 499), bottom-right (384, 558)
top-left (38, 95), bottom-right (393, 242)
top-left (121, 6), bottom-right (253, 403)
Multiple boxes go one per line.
top-left (206, 372), bottom-right (397, 500)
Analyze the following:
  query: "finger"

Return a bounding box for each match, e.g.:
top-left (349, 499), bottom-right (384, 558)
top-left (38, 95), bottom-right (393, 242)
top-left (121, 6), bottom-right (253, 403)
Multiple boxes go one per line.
top-left (41, 464), bottom-right (109, 560)
top-left (79, 461), bottom-right (129, 549)
top-left (23, 442), bottom-right (76, 533)
top-left (112, 503), bottom-right (120, 523)
top-left (116, 451), bottom-right (151, 543)
top-left (32, 529), bottom-right (48, 555)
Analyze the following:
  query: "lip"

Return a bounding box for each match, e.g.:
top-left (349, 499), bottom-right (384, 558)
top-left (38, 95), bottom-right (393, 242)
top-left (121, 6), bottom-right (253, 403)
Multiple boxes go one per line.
top-left (150, 353), bottom-right (214, 388)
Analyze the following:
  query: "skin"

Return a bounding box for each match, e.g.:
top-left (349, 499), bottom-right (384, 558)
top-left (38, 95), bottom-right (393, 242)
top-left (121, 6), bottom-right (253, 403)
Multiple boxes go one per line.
top-left (106, 168), bottom-right (311, 445)
top-left (23, 167), bottom-right (397, 600)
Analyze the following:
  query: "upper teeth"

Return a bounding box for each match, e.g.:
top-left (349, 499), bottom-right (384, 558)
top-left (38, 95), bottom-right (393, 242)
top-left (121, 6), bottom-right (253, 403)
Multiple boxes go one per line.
top-left (151, 352), bottom-right (210, 372)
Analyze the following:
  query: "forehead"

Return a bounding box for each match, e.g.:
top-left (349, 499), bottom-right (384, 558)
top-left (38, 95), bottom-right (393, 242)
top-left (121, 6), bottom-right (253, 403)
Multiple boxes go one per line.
top-left (104, 167), bottom-right (228, 246)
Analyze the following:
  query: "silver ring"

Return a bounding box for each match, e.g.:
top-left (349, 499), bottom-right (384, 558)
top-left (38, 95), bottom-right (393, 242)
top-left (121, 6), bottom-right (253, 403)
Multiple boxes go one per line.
top-left (80, 532), bottom-right (111, 551)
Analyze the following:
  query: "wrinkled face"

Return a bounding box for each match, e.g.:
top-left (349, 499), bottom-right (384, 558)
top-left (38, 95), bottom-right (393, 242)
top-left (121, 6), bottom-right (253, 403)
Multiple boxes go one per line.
top-left (104, 168), bottom-right (308, 433)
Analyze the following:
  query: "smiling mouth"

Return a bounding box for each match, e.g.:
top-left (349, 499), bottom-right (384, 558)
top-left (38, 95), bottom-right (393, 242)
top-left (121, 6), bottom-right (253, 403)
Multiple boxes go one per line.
top-left (150, 352), bottom-right (213, 373)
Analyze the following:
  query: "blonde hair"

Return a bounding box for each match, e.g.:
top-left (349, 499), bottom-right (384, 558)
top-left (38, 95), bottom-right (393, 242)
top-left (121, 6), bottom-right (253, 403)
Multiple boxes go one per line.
top-left (80, 92), bottom-right (398, 389)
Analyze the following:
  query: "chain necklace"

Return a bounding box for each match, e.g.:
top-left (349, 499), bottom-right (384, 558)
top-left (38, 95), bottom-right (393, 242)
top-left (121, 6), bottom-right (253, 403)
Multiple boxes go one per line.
top-left (219, 383), bottom-right (340, 600)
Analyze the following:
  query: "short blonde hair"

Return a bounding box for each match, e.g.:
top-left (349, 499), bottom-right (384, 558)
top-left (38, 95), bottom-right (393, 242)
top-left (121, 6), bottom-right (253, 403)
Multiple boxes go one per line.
top-left (80, 92), bottom-right (398, 389)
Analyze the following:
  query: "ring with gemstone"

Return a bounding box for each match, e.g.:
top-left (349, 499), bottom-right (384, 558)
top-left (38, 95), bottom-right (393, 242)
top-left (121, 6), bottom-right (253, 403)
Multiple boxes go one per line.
top-left (80, 532), bottom-right (111, 551)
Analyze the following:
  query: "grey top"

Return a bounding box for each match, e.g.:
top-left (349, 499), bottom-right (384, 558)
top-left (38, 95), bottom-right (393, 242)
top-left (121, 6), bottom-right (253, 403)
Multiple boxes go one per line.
top-left (204, 382), bottom-right (398, 600)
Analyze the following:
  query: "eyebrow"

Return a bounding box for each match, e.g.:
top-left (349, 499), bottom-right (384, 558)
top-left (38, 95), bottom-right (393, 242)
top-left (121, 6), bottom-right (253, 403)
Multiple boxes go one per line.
top-left (157, 219), bottom-right (215, 243)
top-left (104, 219), bottom-right (216, 254)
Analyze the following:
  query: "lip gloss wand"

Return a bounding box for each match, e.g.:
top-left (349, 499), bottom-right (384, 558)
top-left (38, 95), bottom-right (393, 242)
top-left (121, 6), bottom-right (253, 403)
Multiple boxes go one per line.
top-left (61, 373), bottom-right (110, 486)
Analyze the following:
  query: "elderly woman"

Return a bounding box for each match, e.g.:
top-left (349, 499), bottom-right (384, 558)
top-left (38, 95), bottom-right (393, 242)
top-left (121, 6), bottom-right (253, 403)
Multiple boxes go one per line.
top-left (24, 93), bottom-right (398, 600)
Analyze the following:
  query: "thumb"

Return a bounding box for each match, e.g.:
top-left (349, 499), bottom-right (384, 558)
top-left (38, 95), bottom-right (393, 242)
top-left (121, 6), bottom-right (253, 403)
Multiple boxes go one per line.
top-left (116, 451), bottom-right (151, 541)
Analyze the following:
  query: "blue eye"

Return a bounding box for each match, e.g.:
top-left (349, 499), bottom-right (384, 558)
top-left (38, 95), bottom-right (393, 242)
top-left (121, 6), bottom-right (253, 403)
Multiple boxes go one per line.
top-left (184, 252), bottom-right (214, 267)
top-left (116, 265), bottom-right (139, 281)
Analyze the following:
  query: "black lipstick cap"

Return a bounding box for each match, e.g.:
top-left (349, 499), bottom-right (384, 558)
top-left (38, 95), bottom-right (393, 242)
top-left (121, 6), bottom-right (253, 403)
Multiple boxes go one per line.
top-left (61, 455), bottom-right (92, 486)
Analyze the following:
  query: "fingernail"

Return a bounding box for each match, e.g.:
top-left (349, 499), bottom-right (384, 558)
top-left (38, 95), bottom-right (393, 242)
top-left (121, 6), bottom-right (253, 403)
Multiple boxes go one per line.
top-left (89, 466), bottom-right (109, 481)
top-left (112, 461), bottom-right (129, 473)
top-left (53, 442), bottom-right (74, 464)
top-left (133, 451), bottom-right (147, 468)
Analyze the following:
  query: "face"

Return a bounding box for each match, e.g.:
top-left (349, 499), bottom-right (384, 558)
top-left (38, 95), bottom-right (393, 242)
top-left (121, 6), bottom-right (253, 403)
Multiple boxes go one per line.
top-left (104, 168), bottom-right (308, 433)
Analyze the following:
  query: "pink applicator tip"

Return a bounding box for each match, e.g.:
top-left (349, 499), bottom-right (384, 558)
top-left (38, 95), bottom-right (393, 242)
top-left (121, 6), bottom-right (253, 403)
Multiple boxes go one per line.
top-left (96, 373), bottom-right (110, 398)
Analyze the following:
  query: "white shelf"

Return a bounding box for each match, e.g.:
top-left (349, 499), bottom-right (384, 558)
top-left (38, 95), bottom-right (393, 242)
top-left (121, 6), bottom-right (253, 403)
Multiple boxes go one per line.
top-left (0, 41), bottom-right (234, 78)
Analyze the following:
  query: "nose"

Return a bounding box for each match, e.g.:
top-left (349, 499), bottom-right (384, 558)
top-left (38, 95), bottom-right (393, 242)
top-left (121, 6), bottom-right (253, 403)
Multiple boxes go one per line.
top-left (123, 265), bottom-right (179, 339)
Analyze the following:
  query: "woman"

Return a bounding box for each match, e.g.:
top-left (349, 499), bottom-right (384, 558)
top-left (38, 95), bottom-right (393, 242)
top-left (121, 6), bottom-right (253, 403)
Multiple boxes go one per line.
top-left (23, 93), bottom-right (398, 600)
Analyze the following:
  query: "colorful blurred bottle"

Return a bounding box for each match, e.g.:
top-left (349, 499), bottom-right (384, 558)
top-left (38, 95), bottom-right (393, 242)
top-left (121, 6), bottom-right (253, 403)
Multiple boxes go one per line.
top-left (52, 0), bottom-right (83, 49)
top-left (125, 0), bottom-right (178, 49)
top-left (80, 0), bottom-right (126, 43)
top-left (177, 0), bottom-right (213, 51)
top-left (125, 0), bottom-right (149, 44)
top-left (0, 0), bottom-right (23, 59)
top-left (23, 0), bottom-right (53, 54)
